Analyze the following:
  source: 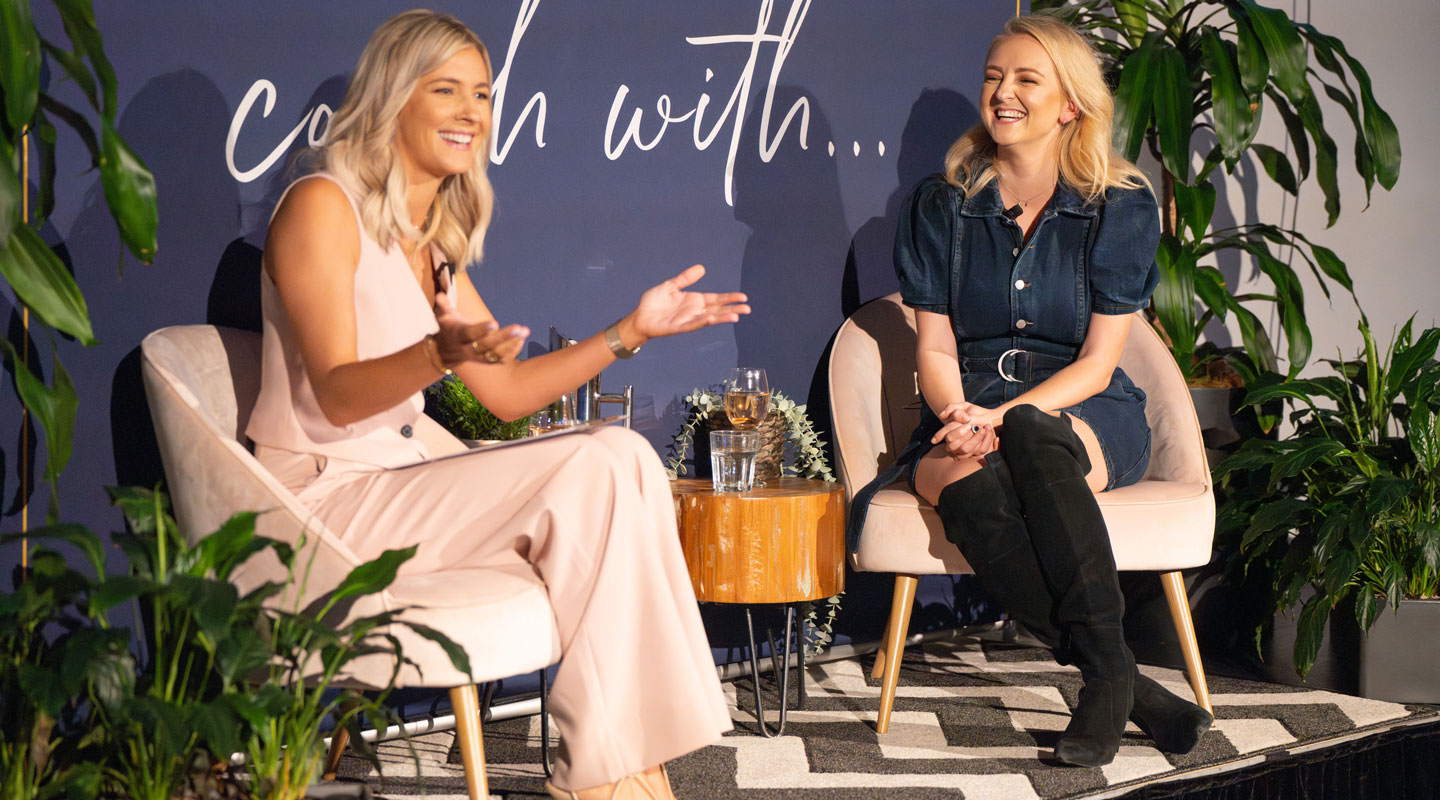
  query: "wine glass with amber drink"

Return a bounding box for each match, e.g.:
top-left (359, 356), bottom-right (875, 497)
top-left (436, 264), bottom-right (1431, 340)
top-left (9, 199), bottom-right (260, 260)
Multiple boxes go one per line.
top-left (724, 367), bottom-right (770, 484)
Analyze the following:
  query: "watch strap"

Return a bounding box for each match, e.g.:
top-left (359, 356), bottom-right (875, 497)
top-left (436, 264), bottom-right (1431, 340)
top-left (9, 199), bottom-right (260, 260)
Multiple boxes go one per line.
top-left (604, 321), bottom-right (641, 359)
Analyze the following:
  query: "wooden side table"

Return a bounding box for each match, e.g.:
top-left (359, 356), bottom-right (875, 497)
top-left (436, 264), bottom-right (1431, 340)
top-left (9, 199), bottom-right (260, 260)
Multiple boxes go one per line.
top-left (672, 477), bottom-right (845, 735)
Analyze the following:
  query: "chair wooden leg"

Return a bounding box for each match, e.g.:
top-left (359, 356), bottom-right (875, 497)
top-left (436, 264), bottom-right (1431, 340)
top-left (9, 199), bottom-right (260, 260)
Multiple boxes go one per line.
top-left (876, 574), bottom-right (919, 735)
top-left (450, 684), bottom-right (488, 800)
top-left (1160, 570), bottom-right (1212, 714)
top-left (872, 605), bottom-right (892, 681)
top-left (322, 726), bottom-right (349, 781)
top-left (322, 698), bottom-right (362, 781)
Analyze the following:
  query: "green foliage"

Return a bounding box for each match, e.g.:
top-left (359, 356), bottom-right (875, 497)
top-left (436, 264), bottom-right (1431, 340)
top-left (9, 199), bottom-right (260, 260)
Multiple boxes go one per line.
top-left (0, 526), bottom-right (123, 800)
top-left (0, 489), bottom-right (471, 800)
top-left (1034, 1), bottom-right (1400, 387)
top-left (112, 488), bottom-right (471, 800)
top-left (425, 374), bottom-right (530, 441)
top-left (1, 0), bottom-right (158, 525)
top-left (1215, 317), bottom-right (1440, 678)
top-left (665, 388), bottom-right (835, 482)
top-left (666, 387), bottom-right (841, 654)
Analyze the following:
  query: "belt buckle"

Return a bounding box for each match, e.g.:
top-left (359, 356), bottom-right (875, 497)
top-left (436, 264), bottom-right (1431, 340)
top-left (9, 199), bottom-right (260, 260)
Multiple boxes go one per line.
top-left (997, 348), bottom-right (1024, 382)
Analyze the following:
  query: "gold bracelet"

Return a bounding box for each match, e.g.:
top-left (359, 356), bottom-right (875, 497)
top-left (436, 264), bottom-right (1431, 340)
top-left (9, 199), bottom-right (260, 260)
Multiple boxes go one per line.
top-left (423, 334), bottom-right (453, 377)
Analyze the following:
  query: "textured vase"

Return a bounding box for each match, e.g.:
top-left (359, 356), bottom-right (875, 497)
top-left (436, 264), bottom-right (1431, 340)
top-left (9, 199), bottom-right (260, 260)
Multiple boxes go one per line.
top-left (696, 410), bottom-right (785, 482)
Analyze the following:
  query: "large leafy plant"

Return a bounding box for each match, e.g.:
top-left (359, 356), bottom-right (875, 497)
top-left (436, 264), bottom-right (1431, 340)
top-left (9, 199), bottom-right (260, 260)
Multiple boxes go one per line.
top-left (1, 0), bottom-right (156, 521)
top-left (109, 487), bottom-right (472, 800)
top-left (1214, 316), bottom-right (1440, 677)
top-left (1, 489), bottom-right (471, 800)
top-left (1035, 0), bottom-right (1400, 387)
top-left (0, 525), bottom-right (125, 800)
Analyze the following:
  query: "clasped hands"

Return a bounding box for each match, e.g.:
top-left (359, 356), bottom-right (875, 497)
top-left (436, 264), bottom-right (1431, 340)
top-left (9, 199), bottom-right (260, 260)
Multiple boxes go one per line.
top-left (931, 402), bottom-right (1002, 460)
top-left (429, 264), bottom-right (748, 369)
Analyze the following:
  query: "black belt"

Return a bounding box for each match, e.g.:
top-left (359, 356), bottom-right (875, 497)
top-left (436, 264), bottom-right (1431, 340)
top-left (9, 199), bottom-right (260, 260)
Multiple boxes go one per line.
top-left (961, 348), bottom-right (1074, 382)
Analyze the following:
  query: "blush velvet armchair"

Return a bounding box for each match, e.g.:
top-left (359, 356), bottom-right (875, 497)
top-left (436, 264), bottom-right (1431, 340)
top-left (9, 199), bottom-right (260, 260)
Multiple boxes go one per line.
top-left (141, 324), bottom-right (561, 798)
top-left (828, 293), bottom-right (1214, 734)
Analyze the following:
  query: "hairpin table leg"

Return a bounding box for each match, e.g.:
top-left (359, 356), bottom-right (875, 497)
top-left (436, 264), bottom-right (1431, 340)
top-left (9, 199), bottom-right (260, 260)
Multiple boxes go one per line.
top-left (539, 667), bottom-right (554, 778)
top-left (744, 604), bottom-right (797, 737)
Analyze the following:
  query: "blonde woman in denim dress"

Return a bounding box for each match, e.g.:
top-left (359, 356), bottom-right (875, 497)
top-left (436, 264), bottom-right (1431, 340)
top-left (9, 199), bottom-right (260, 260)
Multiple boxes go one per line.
top-left (894, 16), bottom-right (1211, 766)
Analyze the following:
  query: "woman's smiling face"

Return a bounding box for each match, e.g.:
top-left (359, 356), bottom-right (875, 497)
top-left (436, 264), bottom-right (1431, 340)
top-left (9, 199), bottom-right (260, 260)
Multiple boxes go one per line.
top-left (394, 46), bottom-right (492, 184)
top-left (980, 34), bottom-right (1076, 156)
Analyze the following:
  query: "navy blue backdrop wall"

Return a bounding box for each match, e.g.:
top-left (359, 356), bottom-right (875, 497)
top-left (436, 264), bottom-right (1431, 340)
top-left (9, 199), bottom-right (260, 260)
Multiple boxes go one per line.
top-left (6, 1), bottom-right (1018, 650)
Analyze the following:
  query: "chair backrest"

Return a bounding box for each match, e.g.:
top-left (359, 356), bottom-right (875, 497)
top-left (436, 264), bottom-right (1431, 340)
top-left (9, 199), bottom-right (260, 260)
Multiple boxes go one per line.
top-left (828, 293), bottom-right (1210, 499)
top-left (140, 325), bottom-right (363, 599)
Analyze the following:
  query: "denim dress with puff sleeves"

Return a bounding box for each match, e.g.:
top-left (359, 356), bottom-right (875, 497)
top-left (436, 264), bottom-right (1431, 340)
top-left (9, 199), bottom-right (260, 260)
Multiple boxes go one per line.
top-left (845, 174), bottom-right (1160, 553)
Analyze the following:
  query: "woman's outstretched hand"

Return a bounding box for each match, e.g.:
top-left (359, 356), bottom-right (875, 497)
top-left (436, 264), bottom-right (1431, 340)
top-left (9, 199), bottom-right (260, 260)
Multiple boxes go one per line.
top-left (629, 264), bottom-right (750, 343)
top-left (432, 286), bottom-right (529, 367)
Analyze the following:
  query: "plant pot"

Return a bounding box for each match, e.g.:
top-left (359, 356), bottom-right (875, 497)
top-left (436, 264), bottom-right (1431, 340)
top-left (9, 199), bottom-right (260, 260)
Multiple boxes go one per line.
top-left (1255, 590), bottom-right (1362, 695)
top-left (1254, 593), bottom-right (1440, 702)
top-left (693, 412), bottom-right (786, 483)
top-left (1359, 597), bottom-right (1440, 703)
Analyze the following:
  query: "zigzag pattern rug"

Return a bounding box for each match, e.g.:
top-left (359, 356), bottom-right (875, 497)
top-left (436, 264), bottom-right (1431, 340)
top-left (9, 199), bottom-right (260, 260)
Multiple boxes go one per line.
top-left (333, 639), bottom-right (1439, 798)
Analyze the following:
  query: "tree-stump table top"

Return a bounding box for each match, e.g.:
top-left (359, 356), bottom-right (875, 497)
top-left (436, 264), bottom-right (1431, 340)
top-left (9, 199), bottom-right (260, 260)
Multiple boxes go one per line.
top-left (671, 478), bottom-right (845, 604)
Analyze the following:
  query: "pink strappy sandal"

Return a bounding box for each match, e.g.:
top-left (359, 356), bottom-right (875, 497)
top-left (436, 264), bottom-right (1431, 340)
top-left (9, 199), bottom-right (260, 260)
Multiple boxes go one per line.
top-left (543, 764), bottom-right (672, 800)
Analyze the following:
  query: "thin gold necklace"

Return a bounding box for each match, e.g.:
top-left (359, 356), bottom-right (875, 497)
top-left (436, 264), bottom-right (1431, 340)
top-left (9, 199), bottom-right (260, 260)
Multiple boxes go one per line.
top-left (999, 176), bottom-right (1056, 209)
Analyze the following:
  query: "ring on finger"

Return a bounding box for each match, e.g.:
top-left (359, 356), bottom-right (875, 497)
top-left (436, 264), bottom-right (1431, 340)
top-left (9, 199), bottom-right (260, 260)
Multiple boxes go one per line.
top-left (468, 340), bottom-right (482, 353)
top-left (482, 350), bottom-right (501, 364)
top-left (971, 424), bottom-right (980, 433)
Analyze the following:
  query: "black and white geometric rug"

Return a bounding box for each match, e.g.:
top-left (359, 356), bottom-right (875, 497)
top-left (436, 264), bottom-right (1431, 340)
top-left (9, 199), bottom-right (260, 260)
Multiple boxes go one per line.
top-left (332, 639), bottom-right (1439, 798)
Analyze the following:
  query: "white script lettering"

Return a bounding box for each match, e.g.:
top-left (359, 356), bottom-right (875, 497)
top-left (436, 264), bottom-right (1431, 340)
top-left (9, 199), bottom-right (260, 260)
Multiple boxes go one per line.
top-left (490, 0), bottom-right (548, 164)
top-left (225, 80), bottom-right (333, 183)
top-left (604, 0), bottom-right (812, 206)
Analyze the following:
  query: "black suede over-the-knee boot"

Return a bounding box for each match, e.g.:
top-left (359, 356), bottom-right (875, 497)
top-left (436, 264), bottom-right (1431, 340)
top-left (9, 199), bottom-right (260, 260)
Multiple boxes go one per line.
top-left (935, 455), bottom-right (1070, 661)
top-left (935, 449), bottom-right (1212, 758)
top-left (997, 404), bottom-right (1134, 767)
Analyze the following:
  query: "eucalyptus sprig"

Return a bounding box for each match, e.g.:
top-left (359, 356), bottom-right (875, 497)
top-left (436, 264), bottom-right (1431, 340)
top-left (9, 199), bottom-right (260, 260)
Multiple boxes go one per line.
top-left (666, 387), bottom-right (841, 654)
top-left (665, 388), bottom-right (834, 482)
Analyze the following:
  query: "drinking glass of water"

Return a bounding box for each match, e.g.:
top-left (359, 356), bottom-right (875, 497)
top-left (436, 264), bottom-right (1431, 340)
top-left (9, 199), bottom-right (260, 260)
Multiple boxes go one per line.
top-left (709, 430), bottom-right (760, 492)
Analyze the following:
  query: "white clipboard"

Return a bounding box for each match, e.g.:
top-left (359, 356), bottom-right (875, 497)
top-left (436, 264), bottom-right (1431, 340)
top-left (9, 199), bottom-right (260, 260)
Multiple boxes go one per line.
top-left (395, 414), bottom-right (626, 469)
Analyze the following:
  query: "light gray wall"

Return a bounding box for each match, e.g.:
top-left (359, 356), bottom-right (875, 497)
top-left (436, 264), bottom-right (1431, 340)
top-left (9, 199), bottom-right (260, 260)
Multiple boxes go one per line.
top-left (1226, 0), bottom-right (1439, 373)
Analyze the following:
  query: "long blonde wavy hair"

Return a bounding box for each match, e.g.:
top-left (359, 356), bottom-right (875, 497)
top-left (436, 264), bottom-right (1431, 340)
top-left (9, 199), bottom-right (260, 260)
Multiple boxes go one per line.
top-left (944, 14), bottom-right (1150, 203)
top-left (320, 9), bottom-right (495, 266)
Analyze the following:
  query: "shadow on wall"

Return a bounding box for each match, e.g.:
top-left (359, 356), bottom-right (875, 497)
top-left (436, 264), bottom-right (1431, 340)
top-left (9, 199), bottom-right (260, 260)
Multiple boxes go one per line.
top-left (2, 291), bottom-right (42, 522)
top-left (843, 88), bottom-right (978, 319)
top-left (84, 69), bottom-right (242, 496)
top-left (211, 74), bottom-right (351, 335)
top-left (732, 85), bottom-right (849, 405)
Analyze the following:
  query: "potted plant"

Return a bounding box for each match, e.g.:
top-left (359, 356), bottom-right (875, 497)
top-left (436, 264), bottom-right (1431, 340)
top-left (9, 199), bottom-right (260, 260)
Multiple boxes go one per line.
top-left (666, 388), bottom-right (834, 483)
top-left (0, 524), bottom-right (123, 800)
top-left (425, 375), bottom-right (532, 443)
top-left (1033, 0), bottom-right (1401, 432)
top-left (667, 388), bottom-right (842, 654)
top-left (109, 487), bottom-right (471, 800)
top-left (1214, 315), bottom-right (1439, 700)
top-left (1, 488), bottom-right (471, 800)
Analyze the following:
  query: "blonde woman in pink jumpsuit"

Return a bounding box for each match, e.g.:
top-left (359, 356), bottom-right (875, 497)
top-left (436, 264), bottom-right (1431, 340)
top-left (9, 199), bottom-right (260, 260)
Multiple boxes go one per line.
top-left (245, 11), bottom-right (748, 800)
